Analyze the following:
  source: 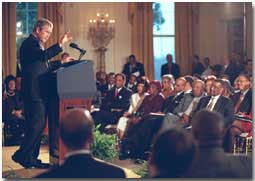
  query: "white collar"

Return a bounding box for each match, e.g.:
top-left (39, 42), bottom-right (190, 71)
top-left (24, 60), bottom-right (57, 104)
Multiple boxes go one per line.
top-left (116, 87), bottom-right (123, 92)
top-left (241, 89), bottom-right (249, 96)
top-left (65, 149), bottom-right (91, 159)
top-left (184, 89), bottom-right (192, 94)
top-left (211, 94), bottom-right (221, 100)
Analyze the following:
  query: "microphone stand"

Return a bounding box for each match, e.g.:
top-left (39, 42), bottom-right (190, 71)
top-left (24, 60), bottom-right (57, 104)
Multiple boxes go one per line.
top-left (78, 51), bottom-right (86, 61)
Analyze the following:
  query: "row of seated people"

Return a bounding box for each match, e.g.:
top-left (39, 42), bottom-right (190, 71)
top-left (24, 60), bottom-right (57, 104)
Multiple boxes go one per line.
top-left (91, 72), bottom-right (252, 159)
top-left (2, 75), bottom-right (25, 146)
top-left (148, 110), bottom-right (252, 178)
top-left (36, 109), bottom-right (252, 178)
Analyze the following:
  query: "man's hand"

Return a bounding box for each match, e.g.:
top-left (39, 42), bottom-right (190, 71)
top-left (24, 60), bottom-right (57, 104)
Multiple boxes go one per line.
top-left (180, 114), bottom-right (190, 125)
top-left (14, 110), bottom-right (23, 118)
top-left (59, 31), bottom-right (72, 47)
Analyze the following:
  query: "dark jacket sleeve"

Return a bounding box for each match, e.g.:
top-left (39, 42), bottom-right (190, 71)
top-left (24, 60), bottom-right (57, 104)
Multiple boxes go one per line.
top-left (223, 99), bottom-right (234, 127)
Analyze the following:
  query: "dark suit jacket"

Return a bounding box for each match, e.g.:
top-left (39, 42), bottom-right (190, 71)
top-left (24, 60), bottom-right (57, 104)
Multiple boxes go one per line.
top-left (100, 86), bottom-right (132, 115)
top-left (185, 146), bottom-right (252, 178)
top-left (162, 92), bottom-right (185, 113)
top-left (122, 62), bottom-right (145, 79)
top-left (161, 63), bottom-right (180, 79)
top-left (20, 34), bottom-right (63, 101)
top-left (231, 89), bottom-right (252, 114)
top-left (37, 154), bottom-right (126, 178)
top-left (195, 96), bottom-right (234, 126)
top-left (192, 62), bottom-right (205, 75)
top-left (98, 83), bottom-right (114, 96)
top-left (224, 62), bottom-right (240, 85)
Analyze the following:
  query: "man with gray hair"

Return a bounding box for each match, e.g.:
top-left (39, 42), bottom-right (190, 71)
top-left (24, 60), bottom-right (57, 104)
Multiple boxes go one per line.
top-left (37, 109), bottom-right (125, 178)
top-left (12, 18), bottom-right (72, 169)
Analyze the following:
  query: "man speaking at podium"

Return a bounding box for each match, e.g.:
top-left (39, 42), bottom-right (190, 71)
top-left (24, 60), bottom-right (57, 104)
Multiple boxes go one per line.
top-left (12, 18), bottom-right (72, 169)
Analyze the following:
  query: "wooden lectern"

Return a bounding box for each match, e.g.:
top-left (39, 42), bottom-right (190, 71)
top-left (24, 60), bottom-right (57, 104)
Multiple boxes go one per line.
top-left (41, 60), bottom-right (97, 164)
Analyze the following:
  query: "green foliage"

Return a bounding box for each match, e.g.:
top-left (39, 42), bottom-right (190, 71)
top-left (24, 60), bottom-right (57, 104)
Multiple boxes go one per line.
top-left (92, 125), bottom-right (118, 162)
top-left (134, 160), bottom-right (149, 178)
top-left (4, 167), bottom-right (20, 179)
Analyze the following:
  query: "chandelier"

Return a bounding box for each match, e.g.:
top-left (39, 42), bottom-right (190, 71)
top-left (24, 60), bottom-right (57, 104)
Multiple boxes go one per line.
top-left (88, 12), bottom-right (115, 71)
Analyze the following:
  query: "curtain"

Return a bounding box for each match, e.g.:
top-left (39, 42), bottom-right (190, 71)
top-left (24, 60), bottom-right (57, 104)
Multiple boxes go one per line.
top-left (175, 3), bottom-right (194, 76)
top-left (2, 2), bottom-right (16, 78)
top-left (128, 2), bottom-right (154, 80)
top-left (38, 2), bottom-right (63, 60)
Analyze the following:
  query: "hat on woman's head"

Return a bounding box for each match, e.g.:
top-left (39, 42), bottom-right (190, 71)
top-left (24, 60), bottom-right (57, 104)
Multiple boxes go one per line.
top-left (150, 80), bottom-right (162, 92)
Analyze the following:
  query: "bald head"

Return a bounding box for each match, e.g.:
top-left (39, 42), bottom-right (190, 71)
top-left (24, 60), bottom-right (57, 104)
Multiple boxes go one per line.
top-left (60, 109), bottom-right (94, 150)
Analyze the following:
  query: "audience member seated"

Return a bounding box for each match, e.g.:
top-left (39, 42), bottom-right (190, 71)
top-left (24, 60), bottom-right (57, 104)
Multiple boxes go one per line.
top-left (224, 74), bottom-right (252, 152)
top-left (37, 109), bottom-right (125, 178)
top-left (119, 80), bottom-right (164, 159)
top-left (183, 76), bottom-right (193, 94)
top-left (241, 59), bottom-right (252, 77)
top-left (2, 75), bottom-right (25, 145)
top-left (125, 74), bottom-right (137, 93)
top-left (201, 57), bottom-right (212, 78)
top-left (161, 54), bottom-right (180, 79)
top-left (99, 72), bottom-right (115, 97)
top-left (193, 79), bottom-right (234, 128)
top-left (161, 77), bottom-right (186, 114)
top-left (122, 54), bottom-right (145, 81)
top-left (92, 73), bottom-right (132, 132)
top-left (223, 54), bottom-right (240, 85)
top-left (185, 110), bottom-right (252, 178)
top-left (162, 80), bottom-right (205, 131)
top-left (95, 71), bottom-right (107, 91)
top-left (117, 79), bottom-right (149, 139)
top-left (161, 74), bottom-right (175, 99)
top-left (204, 75), bottom-right (216, 96)
top-left (148, 129), bottom-right (195, 178)
top-left (221, 79), bottom-right (235, 98)
top-left (192, 54), bottom-right (205, 76)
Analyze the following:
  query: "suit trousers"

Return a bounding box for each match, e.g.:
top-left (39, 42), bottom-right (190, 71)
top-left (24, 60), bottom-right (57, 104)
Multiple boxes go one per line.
top-left (17, 100), bottom-right (47, 163)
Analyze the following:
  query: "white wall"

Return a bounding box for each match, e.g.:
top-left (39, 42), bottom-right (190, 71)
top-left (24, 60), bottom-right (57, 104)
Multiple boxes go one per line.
top-left (61, 2), bottom-right (131, 74)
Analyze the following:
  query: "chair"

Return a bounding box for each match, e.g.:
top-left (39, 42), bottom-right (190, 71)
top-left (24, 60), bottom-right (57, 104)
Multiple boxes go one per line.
top-left (233, 133), bottom-right (252, 155)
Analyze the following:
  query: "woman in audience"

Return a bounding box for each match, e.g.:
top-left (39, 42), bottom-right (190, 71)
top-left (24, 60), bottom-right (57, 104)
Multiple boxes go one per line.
top-left (221, 78), bottom-right (235, 98)
top-left (149, 129), bottom-right (195, 178)
top-left (119, 80), bottom-right (165, 159)
top-left (161, 74), bottom-right (175, 98)
top-left (116, 79), bottom-right (149, 139)
top-left (3, 75), bottom-right (25, 145)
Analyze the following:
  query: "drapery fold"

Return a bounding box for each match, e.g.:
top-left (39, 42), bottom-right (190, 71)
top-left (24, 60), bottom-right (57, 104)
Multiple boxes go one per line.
top-left (128, 2), bottom-right (154, 80)
top-left (2, 2), bottom-right (16, 78)
top-left (38, 2), bottom-right (63, 60)
top-left (175, 2), bottom-right (195, 76)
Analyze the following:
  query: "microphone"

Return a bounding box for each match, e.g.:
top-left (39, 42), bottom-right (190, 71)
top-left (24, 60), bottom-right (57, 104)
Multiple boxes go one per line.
top-left (69, 43), bottom-right (86, 54)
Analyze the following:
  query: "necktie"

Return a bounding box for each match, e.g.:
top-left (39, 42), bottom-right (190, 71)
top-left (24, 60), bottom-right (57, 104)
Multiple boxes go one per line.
top-left (190, 100), bottom-right (199, 117)
top-left (207, 97), bottom-right (215, 111)
top-left (234, 93), bottom-right (244, 113)
top-left (114, 89), bottom-right (118, 98)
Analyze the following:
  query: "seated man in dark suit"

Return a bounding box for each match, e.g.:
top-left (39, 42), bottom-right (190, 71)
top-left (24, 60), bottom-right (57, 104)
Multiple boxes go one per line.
top-left (185, 110), bottom-right (252, 178)
top-left (92, 73), bottom-right (132, 132)
top-left (194, 79), bottom-right (234, 128)
top-left (225, 74), bottom-right (252, 152)
top-left (122, 54), bottom-right (145, 81)
top-left (37, 108), bottom-right (125, 178)
top-left (161, 79), bottom-right (205, 131)
top-left (98, 72), bottom-right (115, 97)
top-left (161, 54), bottom-right (180, 79)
